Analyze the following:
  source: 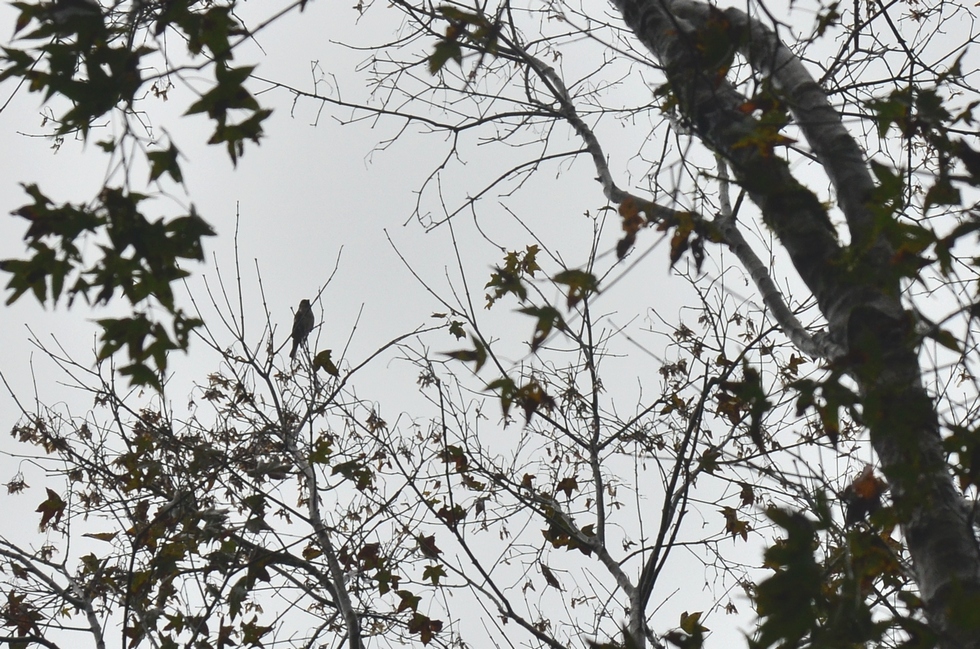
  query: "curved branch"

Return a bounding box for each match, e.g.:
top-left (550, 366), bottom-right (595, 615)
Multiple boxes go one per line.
top-left (518, 32), bottom-right (844, 363)
top-left (671, 0), bottom-right (880, 249)
top-left (714, 158), bottom-right (845, 359)
top-left (282, 426), bottom-right (363, 649)
top-left (0, 542), bottom-right (107, 649)
top-left (611, 0), bottom-right (853, 324)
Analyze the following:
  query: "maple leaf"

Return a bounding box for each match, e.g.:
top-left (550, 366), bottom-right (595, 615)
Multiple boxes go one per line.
top-left (720, 506), bottom-right (750, 541)
top-left (556, 476), bottom-right (578, 498)
top-left (36, 488), bottom-right (66, 531)
top-left (416, 533), bottom-right (442, 559)
top-left (738, 482), bottom-right (755, 508)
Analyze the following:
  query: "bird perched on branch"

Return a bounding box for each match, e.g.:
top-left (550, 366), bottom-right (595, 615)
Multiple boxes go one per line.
top-left (290, 299), bottom-right (315, 360)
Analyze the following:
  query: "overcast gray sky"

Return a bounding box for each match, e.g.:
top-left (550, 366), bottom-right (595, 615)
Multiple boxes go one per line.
top-left (1, 0), bottom-right (976, 645)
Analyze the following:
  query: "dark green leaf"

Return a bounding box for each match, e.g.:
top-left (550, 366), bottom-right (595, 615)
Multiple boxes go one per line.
top-left (148, 143), bottom-right (183, 184)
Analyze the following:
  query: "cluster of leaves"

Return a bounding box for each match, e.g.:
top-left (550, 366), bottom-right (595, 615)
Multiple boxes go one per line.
top-left (2, 0), bottom-right (268, 146)
top-left (731, 90), bottom-right (797, 158)
top-left (4, 0), bottom-right (144, 136)
top-left (752, 503), bottom-right (931, 649)
top-left (944, 425), bottom-right (980, 490)
top-left (717, 365), bottom-right (773, 452)
top-left (616, 198), bottom-right (720, 269)
top-left (0, 0), bottom-right (278, 387)
top-left (4, 351), bottom-right (462, 648)
top-left (861, 69), bottom-right (980, 288)
top-left (1, 185), bottom-right (213, 386)
top-left (427, 5), bottom-right (501, 75)
top-left (448, 248), bottom-right (601, 421)
top-left (790, 370), bottom-right (859, 448)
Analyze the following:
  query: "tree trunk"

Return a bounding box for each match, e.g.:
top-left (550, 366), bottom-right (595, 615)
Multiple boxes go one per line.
top-left (609, 0), bottom-right (980, 646)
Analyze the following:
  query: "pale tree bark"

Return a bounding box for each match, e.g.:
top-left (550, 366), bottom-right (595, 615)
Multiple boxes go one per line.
top-left (597, 0), bottom-right (980, 647)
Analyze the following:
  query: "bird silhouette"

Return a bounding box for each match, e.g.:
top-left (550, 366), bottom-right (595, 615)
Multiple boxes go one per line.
top-left (290, 299), bottom-right (314, 360)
